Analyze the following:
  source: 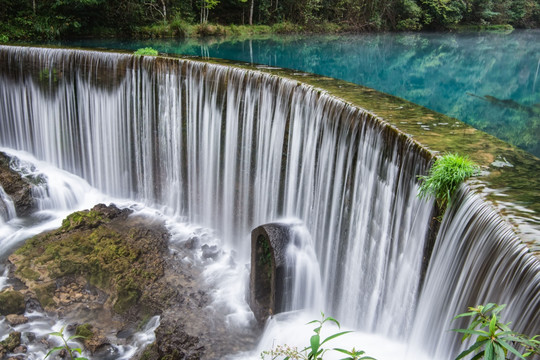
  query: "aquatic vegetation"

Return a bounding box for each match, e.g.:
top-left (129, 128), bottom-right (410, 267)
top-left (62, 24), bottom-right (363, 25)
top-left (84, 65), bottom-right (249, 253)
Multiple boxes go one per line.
top-left (417, 153), bottom-right (478, 209)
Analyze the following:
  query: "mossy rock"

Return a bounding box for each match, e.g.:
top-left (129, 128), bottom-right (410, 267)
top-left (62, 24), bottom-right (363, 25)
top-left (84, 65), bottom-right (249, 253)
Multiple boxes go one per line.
top-left (0, 331), bottom-right (21, 352)
top-left (76, 323), bottom-right (95, 338)
top-left (60, 209), bottom-right (107, 231)
top-left (10, 204), bottom-right (168, 315)
top-left (34, 282), bottom-right (56, 308)
top-left (0, 290), bottom-right (25, 315)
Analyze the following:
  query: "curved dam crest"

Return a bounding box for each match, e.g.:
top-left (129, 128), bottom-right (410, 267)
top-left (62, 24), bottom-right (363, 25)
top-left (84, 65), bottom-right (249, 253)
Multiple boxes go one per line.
top-left (0, 45), bottom-right (539, 358)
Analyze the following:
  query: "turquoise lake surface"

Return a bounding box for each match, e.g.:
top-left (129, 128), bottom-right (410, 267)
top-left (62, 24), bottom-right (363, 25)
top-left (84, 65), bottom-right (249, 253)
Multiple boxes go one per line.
top-left (58, 30), bottom-right (540, 157)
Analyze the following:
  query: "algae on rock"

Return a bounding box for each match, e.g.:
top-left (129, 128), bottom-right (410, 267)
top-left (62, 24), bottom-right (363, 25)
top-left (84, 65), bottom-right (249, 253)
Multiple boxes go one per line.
top-left (9, 203), bottom-right (168, 316)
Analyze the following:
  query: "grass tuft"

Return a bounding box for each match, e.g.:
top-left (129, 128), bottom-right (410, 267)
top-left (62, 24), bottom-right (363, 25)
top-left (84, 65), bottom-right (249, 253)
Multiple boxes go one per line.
top-left (418, 153), bottom-right (478, 209)
top-left (134, 47), bottom-right (159, 56)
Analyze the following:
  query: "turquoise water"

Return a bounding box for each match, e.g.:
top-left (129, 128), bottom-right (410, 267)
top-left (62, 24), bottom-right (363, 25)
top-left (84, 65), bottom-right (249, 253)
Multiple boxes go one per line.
top-left (59, 30), bottom-right (540, 157)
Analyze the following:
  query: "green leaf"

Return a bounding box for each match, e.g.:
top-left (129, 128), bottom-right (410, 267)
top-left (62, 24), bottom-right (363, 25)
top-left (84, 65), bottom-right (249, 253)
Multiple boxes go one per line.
top-left (455, 339), bottom-right (489, 359)
top-left (326, 316), bottom-right (341, 328)
top-left (471, 350), bottom-right (485, 360)
top-left (321, 331), bottom-right (353, 346)
top-left (453, 329), bottom-right (490, 337)
top-left (454, 311), bottom-right (477, 320)
top-left (498, 339), bottom-right (526, 359)
top-left (485, 341), bottom-right (494, 360)
top-left (67, 334), bottom-right (87, 341)
top-left (494, 343), bottom-right (506, 360)
top-left (45, 346), bottom-right (66, 358)
top-left (489, 315), bottom-right (497, 335)
top-left (310, 334), bottom-right (320, 354)
top-left (334, 348), bottom-right (350, 353)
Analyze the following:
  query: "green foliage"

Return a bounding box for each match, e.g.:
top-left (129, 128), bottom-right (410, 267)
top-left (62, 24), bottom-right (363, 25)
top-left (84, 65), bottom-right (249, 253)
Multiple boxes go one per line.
top-left (0, 0), bottom-right (539, 38)
top-left (261, 313), bottom-right (376, 360)
top-left (272, 21), bottom-right (303, 33)
top-left (134, 47), bottom-right (159, 56)
top-left (195, 22), bottom-right (227, 36)
top-left (452, 303), bottom-right (540, 359)
top-left (417, 153), bottom-right (478, 209)
top-left (45, 325), bottom-right (88, 360)
top-left (0, 34), bottom-right (8, 43)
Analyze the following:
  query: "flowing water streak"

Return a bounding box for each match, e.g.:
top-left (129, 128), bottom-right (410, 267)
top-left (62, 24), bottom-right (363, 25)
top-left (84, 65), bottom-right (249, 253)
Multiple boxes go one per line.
top-left (0, 186), bottom-right (16, 222)
top-left (411, 186), bottom-right (540, 357)
top-left (1, 45), bottom-right (539, 358)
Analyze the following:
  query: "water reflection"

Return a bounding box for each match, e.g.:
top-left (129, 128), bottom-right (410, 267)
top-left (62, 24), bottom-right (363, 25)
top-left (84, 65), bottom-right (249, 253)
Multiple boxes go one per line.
top-left (58, 30), bottom-right (540, 157)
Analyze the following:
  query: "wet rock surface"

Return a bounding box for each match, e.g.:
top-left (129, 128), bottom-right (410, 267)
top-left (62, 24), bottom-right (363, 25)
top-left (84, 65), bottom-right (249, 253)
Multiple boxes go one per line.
top-left (3, 203), bottom-right (259, 359)
top-left (0, 152), bottom-right (35, 217)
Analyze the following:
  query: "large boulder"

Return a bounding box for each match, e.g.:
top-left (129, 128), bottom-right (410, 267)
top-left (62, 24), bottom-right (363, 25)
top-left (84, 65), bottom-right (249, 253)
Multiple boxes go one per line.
top-left (9, 203), bottom-right (168, 318)
top-left (249, 223), bottom-right (294, 323)
top-left (6, 203), bottom-right (258, 359)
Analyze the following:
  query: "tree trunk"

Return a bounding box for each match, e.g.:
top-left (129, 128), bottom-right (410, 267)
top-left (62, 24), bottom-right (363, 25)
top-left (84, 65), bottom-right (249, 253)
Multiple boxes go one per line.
top-left (160, 0), bottom-right (167, 22)
top-left (249, 0), bottom-right (254, 25)
top-left (33, 0), bottom-right (36, 14)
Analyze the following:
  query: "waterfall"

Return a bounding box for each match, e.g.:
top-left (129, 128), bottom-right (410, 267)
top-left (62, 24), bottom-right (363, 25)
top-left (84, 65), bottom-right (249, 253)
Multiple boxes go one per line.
top-left (411, 186), bottom-right (540, 357)
top-left (0, 45), bottom-right (538, 358)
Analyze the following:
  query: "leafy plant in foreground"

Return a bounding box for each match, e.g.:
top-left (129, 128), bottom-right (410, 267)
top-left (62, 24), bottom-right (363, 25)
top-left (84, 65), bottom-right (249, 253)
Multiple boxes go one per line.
top-left (45, 325), bottom-right (88, 360)
top-left (418, 153), bottom-right (478, 209)
top-left (261, 312), bottom-right (376, 360)
top-left (134, 47), bottom-right (159, 56)
top-left (452, 303), bottom-right (540, 359)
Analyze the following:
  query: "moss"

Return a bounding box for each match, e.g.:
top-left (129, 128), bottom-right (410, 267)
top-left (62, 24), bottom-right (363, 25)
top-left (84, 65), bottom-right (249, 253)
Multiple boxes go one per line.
top-left (34, 283), bottom-right (56, 308)
top-left (15, 266), bottom-right (40, 281)
top-left (60, 209), bottom-right (106, 231)
top-left (114, 280), bottom-right (141, 314)
top-left (0, 290), bottom-right (25, 315)
top-left (11, 205), bottom-right (165, 314)
top-left (75, 323), bottom-right (94, 339)
top-left (0, 332), bottom-right (21, 352)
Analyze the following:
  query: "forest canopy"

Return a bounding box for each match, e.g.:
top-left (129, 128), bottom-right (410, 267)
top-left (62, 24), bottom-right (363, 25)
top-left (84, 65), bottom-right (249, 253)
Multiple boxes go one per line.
top-left (0, 0), bottom-right (539, 40)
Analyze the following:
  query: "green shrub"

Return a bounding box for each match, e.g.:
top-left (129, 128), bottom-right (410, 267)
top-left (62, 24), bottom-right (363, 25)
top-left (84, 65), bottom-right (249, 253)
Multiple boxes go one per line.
top-left (195, 23), bottom-right (227, 36)
top-left (453, 303), bottom-right (540, 359)
top-left (134, 47), bottom-right (159, 56)
top-left (0, 34), bottom-right (9, 43)
top-left (170, 18), bottom-right (193, 37)
top-left (417, 153), bottom-right (478, 209)
top-left (272, 21), bottom-right (303, 34)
